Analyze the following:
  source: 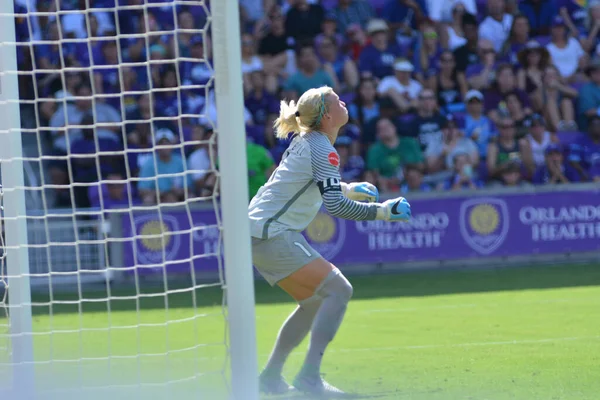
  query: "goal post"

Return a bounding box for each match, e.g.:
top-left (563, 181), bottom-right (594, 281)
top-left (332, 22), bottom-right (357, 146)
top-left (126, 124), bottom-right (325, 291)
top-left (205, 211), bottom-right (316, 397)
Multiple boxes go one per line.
top-left (0, 0), bottom-right (35, 398)
top-left (212, 1), bottom-right (259, 399)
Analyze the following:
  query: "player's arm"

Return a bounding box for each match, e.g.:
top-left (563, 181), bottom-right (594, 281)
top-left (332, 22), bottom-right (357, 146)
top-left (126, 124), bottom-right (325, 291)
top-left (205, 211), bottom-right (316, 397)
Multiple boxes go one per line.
top-left (310, 142), bottom-right (410, 222)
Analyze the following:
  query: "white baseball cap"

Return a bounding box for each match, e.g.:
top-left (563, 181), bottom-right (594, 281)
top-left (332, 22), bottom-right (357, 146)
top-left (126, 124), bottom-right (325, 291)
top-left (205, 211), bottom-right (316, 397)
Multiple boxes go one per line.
top-left (394, 59), bottom-right (414, 72)
top-left (155, 128), bottom-right (176, 143)
top-left (465, 89), bottom-right (484, 102)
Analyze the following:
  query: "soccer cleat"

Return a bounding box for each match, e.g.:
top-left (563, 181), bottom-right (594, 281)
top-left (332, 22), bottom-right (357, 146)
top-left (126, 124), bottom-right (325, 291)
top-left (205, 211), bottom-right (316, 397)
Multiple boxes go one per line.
top-left (293, 374), bottom-right (347, 398)
top-left (259, 371), bottom-right (295, 395)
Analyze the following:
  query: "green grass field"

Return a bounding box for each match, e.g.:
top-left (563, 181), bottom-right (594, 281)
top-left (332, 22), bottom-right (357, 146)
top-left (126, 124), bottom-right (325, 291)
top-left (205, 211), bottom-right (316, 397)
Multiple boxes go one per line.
top-left (2, 262), bottom-right (600, 400)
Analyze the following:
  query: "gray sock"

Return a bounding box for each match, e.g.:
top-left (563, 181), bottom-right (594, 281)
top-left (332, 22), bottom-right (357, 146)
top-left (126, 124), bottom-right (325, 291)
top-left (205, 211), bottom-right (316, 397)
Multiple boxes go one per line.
top-left (299, 270), bottom-right (353, 378)
top-left (262, 295), bottom-right (322, 377)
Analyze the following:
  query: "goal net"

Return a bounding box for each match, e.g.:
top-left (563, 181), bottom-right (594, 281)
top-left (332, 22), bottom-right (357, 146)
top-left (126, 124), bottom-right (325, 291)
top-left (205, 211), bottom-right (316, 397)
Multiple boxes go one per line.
top-left (0, 1), bottom-right (257, 399)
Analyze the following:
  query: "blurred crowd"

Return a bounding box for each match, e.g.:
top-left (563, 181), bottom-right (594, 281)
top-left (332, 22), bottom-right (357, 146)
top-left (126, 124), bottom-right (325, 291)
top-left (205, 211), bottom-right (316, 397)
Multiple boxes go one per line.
top-left (12, 0), bottom-right (600, 210)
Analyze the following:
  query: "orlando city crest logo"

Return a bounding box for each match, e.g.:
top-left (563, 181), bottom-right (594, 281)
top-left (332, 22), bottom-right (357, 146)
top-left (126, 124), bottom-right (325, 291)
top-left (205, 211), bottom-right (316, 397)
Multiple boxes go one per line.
top-left (304, 210), bottom-right (346, 260)
top-left (135, 213), bottom-right (182, 265)
top-left (459, 198), bottom-right (509, 255)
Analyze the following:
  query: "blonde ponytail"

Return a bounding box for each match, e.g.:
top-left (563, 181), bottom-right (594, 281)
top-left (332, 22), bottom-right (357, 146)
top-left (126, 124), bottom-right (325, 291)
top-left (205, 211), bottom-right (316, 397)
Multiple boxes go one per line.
top-left (273, 86), bottom-right (334, 139)
top-left (274, 99), bottom-right (301, 139)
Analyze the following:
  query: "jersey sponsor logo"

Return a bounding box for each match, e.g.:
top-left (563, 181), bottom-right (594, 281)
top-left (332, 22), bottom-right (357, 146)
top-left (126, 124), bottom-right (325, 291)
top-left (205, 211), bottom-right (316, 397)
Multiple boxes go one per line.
top-left (328, 152), bottom-right (340, 167)
top-left (317, 177), bottom-right (341, 194)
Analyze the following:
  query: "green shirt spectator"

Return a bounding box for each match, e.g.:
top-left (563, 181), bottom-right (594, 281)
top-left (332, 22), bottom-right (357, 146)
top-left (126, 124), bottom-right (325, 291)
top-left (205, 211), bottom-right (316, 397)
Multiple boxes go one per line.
top-left (247, 142), bottom-right (275, 199)
top-left (367, 137), bottom-right (424, 178)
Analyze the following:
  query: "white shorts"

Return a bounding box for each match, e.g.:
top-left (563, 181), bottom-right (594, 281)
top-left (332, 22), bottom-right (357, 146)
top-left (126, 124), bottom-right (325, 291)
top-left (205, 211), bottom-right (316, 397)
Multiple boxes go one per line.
top-left (251, 231), bottom-right (322, 286)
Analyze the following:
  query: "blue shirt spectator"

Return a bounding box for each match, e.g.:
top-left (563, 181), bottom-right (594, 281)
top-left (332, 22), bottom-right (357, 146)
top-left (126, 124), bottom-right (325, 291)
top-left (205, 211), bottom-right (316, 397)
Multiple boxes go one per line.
top-left (578, 61), bottom-right (600, 130)
top-left (568, 120), bottom-right (600, 181)
top-left (359, 19), bottom-right (403, 79)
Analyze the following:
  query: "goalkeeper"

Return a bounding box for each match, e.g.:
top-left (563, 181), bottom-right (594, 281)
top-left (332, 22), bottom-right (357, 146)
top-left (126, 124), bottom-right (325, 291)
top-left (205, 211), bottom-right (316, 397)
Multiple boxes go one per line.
top-left (248, 86), bottom-right (411, 396)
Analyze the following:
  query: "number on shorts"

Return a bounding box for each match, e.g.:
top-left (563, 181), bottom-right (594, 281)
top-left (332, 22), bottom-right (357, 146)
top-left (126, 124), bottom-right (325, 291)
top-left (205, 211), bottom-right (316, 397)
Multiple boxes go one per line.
top-left (293, 242), bottom-right (312, 257)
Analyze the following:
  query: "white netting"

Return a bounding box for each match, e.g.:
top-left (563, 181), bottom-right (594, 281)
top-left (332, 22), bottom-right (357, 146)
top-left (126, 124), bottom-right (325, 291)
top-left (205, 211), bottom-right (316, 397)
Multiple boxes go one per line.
top-left (0, 1), bottom-right (236, 398)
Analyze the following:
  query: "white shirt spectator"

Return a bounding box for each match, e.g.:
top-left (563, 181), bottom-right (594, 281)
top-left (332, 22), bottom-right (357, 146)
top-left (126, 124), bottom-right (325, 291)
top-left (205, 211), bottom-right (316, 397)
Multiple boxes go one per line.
top-left (447, 26), bottom-right (467, 50)
top-left (241, 55), bottom-right (264, 74)
top-left (377, 77), bottom-right (423, 100)
top-left (428, 0), bottom-right (477, 22)
top-left (478, 14), bottom-right (513, 53)
top-left (61, 12), bottom-right (115, 38)
top-left (188, 148), bottom-right (212, 181)
top-left (546, 38), bottom-right (585, 78)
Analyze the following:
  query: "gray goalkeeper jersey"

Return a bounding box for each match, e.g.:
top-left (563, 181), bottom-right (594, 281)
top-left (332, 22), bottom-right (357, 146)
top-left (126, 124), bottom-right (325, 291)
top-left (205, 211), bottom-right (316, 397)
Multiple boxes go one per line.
top-left (248, 131), bottom-right (378, 239)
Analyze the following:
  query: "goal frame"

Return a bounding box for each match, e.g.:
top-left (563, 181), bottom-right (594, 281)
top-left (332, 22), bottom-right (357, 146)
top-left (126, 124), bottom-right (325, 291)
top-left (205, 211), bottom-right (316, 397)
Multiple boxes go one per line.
top-left (0, 0), bottom-right (259, 398)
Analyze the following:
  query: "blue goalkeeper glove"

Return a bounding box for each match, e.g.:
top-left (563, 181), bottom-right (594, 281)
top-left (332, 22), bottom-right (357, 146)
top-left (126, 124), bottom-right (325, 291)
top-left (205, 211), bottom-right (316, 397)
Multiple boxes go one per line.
top-left (377, 197), bottom-right (411, 222)
top-left (342, 182), bottom-right (379, 203)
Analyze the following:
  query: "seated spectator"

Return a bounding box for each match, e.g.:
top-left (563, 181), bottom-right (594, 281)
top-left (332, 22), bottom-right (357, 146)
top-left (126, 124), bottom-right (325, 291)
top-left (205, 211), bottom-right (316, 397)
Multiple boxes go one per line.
top-left (399, 89), bottom-right (446, 154)
top-left (413, 21), bottom-right (444, 85)
top-left (478, 0), bottom-right (514, 53)
top-left (537, 64), bottom-right (579, 132)
top-left (430, 0), bottom-right (477, 25)
top-left (504, 92), bottom-right (532, 139)
top-left (425, 115), bottom-right (479, 174)
top-left (399, 164), bottom-right (432, 193)
top-left (88, 172), bottom-right (141, 210)
top-left (440, 2), bottom-right (469, 51)
top-left (546, 16), bottom-right (587, 83)
top-left (516, 41), bottom-right (550, 99)
top-left (490, 159), bottom-right (531, 188)
top-left (441, 152), bottom-right (483, 191)
top-left (314, 12), bottom-right (344, 49)
top-left (486, 116), bottom-right (532, 181)
top-left (188, 126), bottom-right (218, 197)
top-left (578, 59), bottom-right (600, 131)
top-left (532, 144), bottom-right (580, 185)
top-left (336, 123), bottom-right (362, 156)
top-left (241, 33), bottom-right (274, 94)
top-left (245, 71), bottom-right (279, 129)
top-left (69, 113), bottom-right (124, 209)
top-left (518, 0), bottom-right (556, 37)
top-left (358, 19), bottom-right (402, 80)
top-left (285, 0), bottom-right (325, 43)
top-left (500, 14), bottom-right (531, 65)
top-left (377, 59), bottom-right (423, 113)
top-left (382, 0), bottom-right (428, 34)
top-left (247, 141), bottom-right (276, 199)
top-left (316, 35), bottom-right (359, 93)
top-left (365, 118), bottom-right (424, 192)
top-left (138, 128), bottom-right (188, 205)
top-left (568, 115), bottom-right (600, 182)
top-left (335, 136), bottom-right (365, 183)
top-left (348, 77), bottom-right (381, 131)
top-left (484, 64), bottom-right (532, 125)
top-left (284, 41), bottom-right (335, 98)
top-left (431, 50), bottom-right (466, 113)
top-left (154, 65), bottom-right (190, 119)
top-left (453, 13), bottom-right (480, 74)
top-left (464, 39), bottom-right (498, 91)
top-left (332, 0), bottom-right (374, 34)
top-left (579, 1), bottom-right (600, 57)
top-left (523, 113), bottom-right (559, 174)
top-left (464, 90), bottom-right (495, 159)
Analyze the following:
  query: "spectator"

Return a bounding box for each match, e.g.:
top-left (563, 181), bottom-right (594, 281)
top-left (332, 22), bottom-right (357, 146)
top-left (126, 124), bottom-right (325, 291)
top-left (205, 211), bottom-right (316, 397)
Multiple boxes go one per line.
top-left (425, 115), bottom-right (479, 174)
top-left (516, 41), bottom-right (550, 100)
top-left (247, 141), bottom-right (276, 199)
top-left (441, 1), bottom-right (469, 51)
top-left (399, 88), bottom-right (445, 154)
top-left (504, 92), bottom-right (532, 139)
top-left (365, 118), bottom-right (424, 192)
top-left (431, 50), bottom-right (466, 113)
top-left (285, 0), bottom-right (324, 42)
top-left (245, 71), bottom-right (279, 131)
top-left (523, 113), bottom-right (558, 174)
top-left (332, 0), bottom-right (375, 34)
top-left (399, 164), bottom-right (432, 193)
top-left (335, 136), bottom-right (366, 182)
top-left (377, 59), bottom-right (423, 113)
top-left (358, 19), bottom-right (402, 79)
top-left (464, 90), bottom-right (495, 159)
top-left (580, 1), bottom-right (600, 57)
top-left (568, 115), bottom-right (600, 182)
top-left (88, 172), bottom-right (140, 210)
top-left (518, 0), bottom-right (557, 37)
top-left (413, 21), bottom-right (444, 85)
top-left (546, 16), bottom-right (587, 82)
top-left (441, 152), bottom-right (483, 190)
top-left (349, 77), bottom-right (381, 132)
top-left (492, 159), bottom-right (530, 187)
top-left (532, 144), bottom-right (580, 185)
top-left (314, 12), bottom-right (345, 49)
top-left (486, 115), bottom-right (532, 181)
top-left (284, 41), bottom-right (335, 97)
top-left (382, 0), bottom-right (428, 33)
top-left (188, 126), bottom-right (218, 198)
top-left (484, 64), bottom-right (532, 125)
top-left (138, 128), bottom-right (188, 205)
top-left (316, 35), bottom-right (359, 93)
top-left (241, 34), bottom-right (266, 88)
top-left (464, 39), bottom-right (498, 91)
top-left (537, 64), bottom-right (579, 132)
top-left (578, 59), bottom-right (600, 131)
top-left (478, 0), bottom-right (514, 53)
top-left (257, 6), bottom-right (291, 78)
top-left (429, 0), bottom-right (477, 24)
top-left (453, 13), bottom-right (480, 73)
top-left (501, 14), bottom-right (531, 65)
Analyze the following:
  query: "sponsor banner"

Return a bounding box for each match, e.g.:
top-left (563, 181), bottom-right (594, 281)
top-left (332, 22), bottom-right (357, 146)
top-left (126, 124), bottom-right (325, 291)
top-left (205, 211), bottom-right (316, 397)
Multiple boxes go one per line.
top-left (122, 190), bottom-right (600, 274)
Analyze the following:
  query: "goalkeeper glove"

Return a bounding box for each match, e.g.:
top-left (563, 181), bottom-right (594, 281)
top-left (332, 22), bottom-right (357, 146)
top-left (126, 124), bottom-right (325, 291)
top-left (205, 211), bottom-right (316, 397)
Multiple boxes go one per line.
top-left (376, 197), bottom-right (412, 222)
top-left (342, 182), bottom-right (379, 203)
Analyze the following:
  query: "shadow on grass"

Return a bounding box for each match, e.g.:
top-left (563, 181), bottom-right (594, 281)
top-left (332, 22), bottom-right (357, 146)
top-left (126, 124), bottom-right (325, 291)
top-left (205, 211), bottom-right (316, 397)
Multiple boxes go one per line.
top-left (22, 262), bottom-right (600, 316)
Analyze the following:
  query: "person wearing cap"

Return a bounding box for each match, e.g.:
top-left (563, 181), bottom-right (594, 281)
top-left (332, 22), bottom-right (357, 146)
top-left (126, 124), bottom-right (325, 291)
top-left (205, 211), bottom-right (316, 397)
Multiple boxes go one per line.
top-left (568, 115), bottom-right (600, 182)
top-left (478, 0), bottom-right (514, 53)
top-left (425, 114), bottom-right (479, 174)
top-left (358, 19), bottom-right (403, 79)
top-left (464, 89), bottom-right (495, 158)
top-left (523, 113), bottom-right (559, 174)
top-left (138, 128), bottom-right (188, 205)
top-left (578, 58), bottom-right (600, 131)
top-left (376, 59), bottom-right (423, 112)
top-left (546, 15), bottom-right (587, 82)
top-left (532, 143), bottom-right (580, 185)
